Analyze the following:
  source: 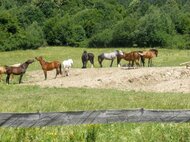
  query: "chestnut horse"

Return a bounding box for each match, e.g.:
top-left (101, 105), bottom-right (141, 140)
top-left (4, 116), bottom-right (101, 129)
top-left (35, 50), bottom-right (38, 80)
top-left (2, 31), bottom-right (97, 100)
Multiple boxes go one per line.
top-left (35, 56), bottom-right (62, 80)
top-left (138, 49), bottom-right (158, 67)
top-left (5, 59), bottom-right (34, 84)
top-left (117, 51), bottom-right (144, 67)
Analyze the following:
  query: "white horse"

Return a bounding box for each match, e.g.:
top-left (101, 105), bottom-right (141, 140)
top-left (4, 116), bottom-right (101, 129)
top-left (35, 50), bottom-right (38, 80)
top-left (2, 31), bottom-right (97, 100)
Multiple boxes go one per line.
top-left (98, 50), bottom-right (123, 67)
top-left (62, 59), bottom-right (73, 76)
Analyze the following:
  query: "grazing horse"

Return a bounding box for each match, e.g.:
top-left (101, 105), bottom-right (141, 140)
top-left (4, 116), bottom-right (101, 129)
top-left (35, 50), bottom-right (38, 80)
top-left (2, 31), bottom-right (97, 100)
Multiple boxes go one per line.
top-left (81, 51), bottom-right (94, 68)
top-left (62, 59), bottom-right (73, 76)
top-left (117, 51), bottom-right (145, 67)
top-left (98, 50), bottom-right (123, 67)
top-left (138, 49), bottom-right (158, 67)
top-left (35, 56), bottom-right (62, 80)
top-left (5, 59), bottom-right (34, 84)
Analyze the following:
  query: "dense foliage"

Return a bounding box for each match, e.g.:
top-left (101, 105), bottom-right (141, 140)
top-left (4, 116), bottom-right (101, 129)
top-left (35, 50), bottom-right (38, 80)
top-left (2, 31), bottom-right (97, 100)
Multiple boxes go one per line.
top-left (0, 0), bottom-right (190, 51)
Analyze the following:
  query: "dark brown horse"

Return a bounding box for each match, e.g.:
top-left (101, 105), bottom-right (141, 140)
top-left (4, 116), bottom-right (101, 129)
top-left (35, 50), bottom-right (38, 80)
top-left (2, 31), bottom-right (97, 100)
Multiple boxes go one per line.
top-left (138, 49), bottom-right (158, 67)
top-left (81, 51), bottom-right (94, 68)
top-left (5, 59), bottom-right (34, 84)
top-left (35, 56), bottom-right (62, 80)
top-left (117, 51), bottom-right (144, 67)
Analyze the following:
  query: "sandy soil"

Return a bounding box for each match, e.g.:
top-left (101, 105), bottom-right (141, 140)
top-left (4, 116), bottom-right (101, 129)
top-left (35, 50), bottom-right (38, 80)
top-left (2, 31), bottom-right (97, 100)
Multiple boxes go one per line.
top-left (25, 67), bottom-right (190, 93)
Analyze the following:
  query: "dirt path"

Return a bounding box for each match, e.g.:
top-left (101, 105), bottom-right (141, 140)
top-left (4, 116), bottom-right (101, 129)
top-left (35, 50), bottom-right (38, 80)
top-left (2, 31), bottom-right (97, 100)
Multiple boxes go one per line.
top-left (25, 67), bottom-right (190, 93)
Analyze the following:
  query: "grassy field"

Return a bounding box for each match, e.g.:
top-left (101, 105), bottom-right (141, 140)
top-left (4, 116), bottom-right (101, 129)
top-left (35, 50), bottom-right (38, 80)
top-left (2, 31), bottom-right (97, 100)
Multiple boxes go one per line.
top-left (0, 46), bottom-right (190, 141)
top-left (0, 85), bottom-right (190, 141)
top-left (0, 46), bottom-right (189, 70)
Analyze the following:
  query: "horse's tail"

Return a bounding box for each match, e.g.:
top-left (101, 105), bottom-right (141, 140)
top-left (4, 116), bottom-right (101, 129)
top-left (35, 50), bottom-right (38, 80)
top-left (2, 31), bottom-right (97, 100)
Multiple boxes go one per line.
top-left (59, 63), bottom-right (62, 75)
top-left (138, 51), bottom-right (145, 67)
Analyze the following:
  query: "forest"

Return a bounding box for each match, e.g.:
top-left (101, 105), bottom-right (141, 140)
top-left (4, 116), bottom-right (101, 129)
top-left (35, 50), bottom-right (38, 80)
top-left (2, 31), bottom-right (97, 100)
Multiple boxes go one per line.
top-left (0, 0), bottom-right (190, 51)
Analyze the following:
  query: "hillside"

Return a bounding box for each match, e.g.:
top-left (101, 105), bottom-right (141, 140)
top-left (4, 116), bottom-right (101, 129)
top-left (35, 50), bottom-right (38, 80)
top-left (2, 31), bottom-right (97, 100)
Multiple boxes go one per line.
top-left (0, 0), bottom-right (190, 50)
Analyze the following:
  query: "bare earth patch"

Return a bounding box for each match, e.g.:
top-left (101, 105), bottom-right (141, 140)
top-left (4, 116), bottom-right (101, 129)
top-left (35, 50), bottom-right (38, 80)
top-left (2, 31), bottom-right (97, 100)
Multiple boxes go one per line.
top-left (25, 67), bottom-right (190, 93)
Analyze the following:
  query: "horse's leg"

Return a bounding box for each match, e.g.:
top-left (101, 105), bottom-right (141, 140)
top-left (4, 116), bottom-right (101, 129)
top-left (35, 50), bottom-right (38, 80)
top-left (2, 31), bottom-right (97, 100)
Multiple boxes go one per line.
top-left (90, 58), bottom-right (94, 68)
top-left (139, 55), bottom-right (145, 67)
top-left (43, 70), bottom-right (47, 80)
top-left (148, 59), bottom-right (150, 67)
top-left (55, 68), bottom-right (59, 79)
top-left (59, 64), bottom-right (62, 75)
top-left (19, 74), bottom-right (24, 84)
top-left (10, 74), bottom-right (14, 80)
top-left (6, 74), bottom-right (10, 84)
top-left (131, 60), bottom-right (135, 67)
top-left (98, 56), bottom-right (103, 68)
top-left (117, 57), bottom-right (121, 67)
top-left (84, 61), bottom-right (88, 68)
top-left (99, 59), bottom-right (103, 68)
top-left (135, 60), bottom-right (140, 67)
top-left (82, 61), bottom-right (87, 68)
top-left (110, 59), bottom-right (114, 67)
top-left (100, 59), bottom-right (103, 67)
top-left (150, 59), bottom-right (153, 67)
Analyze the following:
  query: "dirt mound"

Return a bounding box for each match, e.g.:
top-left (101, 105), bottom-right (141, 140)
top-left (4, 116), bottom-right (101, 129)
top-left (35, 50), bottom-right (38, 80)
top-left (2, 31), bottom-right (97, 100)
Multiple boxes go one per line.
top-left (25, 67), bottom-right (190, 93)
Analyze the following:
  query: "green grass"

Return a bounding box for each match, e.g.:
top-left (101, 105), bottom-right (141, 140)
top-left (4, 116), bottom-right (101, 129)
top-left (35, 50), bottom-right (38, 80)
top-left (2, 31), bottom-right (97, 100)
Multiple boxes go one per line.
top-left (0, 46), bottom-right (189, 71)
top-left (1, 123), bottom-right (190, 142)
top-left (0, 85), bottom-right (190, 112)
top-left (0, 46), bottom-right (190, 141)
top-left (0, 85), bottom-right (190, 141)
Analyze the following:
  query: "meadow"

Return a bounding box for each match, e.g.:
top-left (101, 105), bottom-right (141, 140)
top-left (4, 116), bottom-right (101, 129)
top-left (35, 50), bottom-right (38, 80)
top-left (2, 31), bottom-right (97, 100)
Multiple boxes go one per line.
top-left (0, 46), bottom-right (190, 141)
top-left (0, 46), bottom-right (189, 70)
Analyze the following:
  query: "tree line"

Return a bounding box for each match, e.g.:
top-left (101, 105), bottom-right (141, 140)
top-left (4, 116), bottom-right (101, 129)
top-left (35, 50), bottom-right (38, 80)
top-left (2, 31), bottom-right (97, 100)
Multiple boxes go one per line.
top-left (0, 0), bottom-right (190, 51)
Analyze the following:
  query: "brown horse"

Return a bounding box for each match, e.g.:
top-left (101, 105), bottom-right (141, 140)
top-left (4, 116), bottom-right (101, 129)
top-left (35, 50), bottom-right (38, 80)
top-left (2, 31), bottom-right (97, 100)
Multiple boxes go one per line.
top-left (5, 59), bottom-right (34, 84)
top-left (138, 49), bottom-right (158, 67)
top-left (117, 51), bottom-right (144, 67)
top-left (35, 56), bottom-right (62, 80)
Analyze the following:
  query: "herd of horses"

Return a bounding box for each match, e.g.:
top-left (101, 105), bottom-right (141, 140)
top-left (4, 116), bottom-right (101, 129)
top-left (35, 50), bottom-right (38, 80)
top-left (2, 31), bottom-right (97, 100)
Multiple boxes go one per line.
top-left (0, 48), bottom-right (158, 84)
top-left (82, 48), bottom-right (158, 68)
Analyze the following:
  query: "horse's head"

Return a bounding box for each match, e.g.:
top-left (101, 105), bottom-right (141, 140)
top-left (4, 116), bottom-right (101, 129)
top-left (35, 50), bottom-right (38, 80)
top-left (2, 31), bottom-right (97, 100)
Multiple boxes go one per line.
top-left (25, 59), bottom-right (35, 64)
top-left (83, 51), bottom-right (87, 54)
top-left (115, 50), bottom-right (124, 56)
top-left (35, 56), bottom-right (43, 61)
top-left (150, 49), bottom-right (158, 57)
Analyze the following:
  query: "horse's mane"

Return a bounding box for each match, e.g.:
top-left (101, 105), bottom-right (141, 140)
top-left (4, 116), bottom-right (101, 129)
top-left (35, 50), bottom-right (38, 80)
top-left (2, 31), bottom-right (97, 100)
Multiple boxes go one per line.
top-left (149, 48), bottom-right (158, 56)
top-left (149, 48), bottom-right (158, 52)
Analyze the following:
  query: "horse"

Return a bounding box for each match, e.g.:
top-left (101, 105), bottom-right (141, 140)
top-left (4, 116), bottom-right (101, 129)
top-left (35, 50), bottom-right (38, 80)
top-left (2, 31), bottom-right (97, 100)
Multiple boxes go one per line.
top-left (81, 51), bottom-right (94, 68)
top-left (117, 51), bottom-right (145, 67)
top-left (5, 59), bottom-right (34, 84)
top-left (138, 48), bottom-right (158, 67)
top-left (62, 59), bottom-right (73, 76)
top-left (0, 63), bottom-right (22, 82)
top-left (98, 50), bottom-right (123, 67)
top-left (35, 56), bottom-right (62, 80)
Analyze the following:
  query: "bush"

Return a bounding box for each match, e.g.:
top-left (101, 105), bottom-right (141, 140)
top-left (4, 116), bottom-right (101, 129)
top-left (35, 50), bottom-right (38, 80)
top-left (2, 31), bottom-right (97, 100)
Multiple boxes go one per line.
top-left (88, 29), bottom-right (113, 47)
top-left (2, 22), bottom-right (44, 51)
